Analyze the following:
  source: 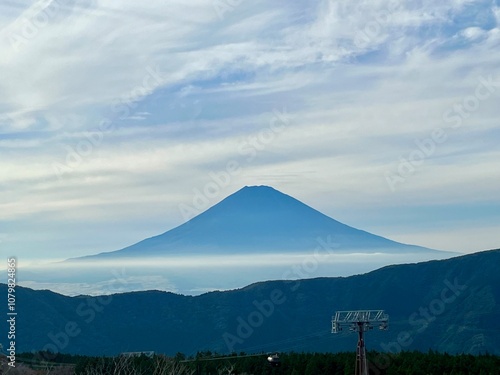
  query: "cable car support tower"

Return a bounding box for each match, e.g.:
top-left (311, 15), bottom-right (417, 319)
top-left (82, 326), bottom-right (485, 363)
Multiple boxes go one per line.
top-left (332, 310), bottom-right (389, 375)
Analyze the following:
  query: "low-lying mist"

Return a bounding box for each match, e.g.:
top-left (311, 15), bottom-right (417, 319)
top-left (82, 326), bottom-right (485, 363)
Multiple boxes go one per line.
top-left (10, 251), bottom-right (458, 296)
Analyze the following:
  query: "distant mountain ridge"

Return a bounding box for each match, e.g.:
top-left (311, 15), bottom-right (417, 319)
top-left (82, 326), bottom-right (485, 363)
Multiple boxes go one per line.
top-left (73, 185), bottom-right (445, 260)
top-left (3, 249), bottom-right (499, 356)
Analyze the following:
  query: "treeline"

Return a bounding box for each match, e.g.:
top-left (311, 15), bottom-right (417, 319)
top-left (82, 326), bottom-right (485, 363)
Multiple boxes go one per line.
top-left (10, 350), bottom-right (500, 375)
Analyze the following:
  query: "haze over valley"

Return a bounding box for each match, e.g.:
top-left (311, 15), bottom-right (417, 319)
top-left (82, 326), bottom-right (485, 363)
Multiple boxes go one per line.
top-left (17, 186), bottom-right (459, 296)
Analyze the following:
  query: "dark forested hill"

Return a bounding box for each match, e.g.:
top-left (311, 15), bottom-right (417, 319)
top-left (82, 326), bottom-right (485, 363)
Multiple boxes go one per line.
top-left (2, 249), bottom-right (499, 356)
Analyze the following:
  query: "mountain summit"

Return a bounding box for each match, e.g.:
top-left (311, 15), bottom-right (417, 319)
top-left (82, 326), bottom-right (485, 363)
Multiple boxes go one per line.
top-left (76, 185), bottom-right (445, 259)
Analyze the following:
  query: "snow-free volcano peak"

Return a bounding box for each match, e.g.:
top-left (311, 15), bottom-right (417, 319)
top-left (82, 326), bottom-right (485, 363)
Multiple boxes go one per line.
top-left (191, 184), bottom-right (334, 223)
top-left (72, 185), bottom-right (449, 260)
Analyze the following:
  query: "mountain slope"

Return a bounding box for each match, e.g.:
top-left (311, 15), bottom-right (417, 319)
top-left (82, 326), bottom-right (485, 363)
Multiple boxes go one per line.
top-left (76, 185), bottom-right (443, 259)
top-left (4, 249), bottom-right (499, 356)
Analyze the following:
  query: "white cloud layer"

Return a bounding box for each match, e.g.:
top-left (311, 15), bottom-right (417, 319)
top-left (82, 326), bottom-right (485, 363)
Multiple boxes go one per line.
top-left (1, 0), bottom-right (499, 261)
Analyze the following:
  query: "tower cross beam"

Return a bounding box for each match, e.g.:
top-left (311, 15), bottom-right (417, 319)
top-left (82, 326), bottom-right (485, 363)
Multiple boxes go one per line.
top-left (332, 309), bottom-right (389, 375)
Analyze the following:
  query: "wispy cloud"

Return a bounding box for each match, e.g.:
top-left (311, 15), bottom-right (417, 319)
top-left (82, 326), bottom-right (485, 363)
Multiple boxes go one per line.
top-left (1, 0), bottom-right (499, 260)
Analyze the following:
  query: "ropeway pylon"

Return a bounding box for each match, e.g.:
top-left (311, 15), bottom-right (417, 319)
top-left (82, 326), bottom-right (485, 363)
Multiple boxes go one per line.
top-left (332, 310), bottom-right (389, 375)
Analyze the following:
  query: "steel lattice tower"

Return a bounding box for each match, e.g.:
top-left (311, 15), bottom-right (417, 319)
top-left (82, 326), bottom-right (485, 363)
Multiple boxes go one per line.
top-left (332, 310), bottom-right (389, 375)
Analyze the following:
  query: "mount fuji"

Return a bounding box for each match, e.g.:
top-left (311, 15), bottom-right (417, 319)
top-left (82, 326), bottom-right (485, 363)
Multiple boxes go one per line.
top-left (72, 185), bottom-right (447, 260)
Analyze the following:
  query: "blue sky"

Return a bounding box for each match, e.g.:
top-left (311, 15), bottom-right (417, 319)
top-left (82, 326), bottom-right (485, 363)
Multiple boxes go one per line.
top-left (1, 0), bottom-right (500, 262)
